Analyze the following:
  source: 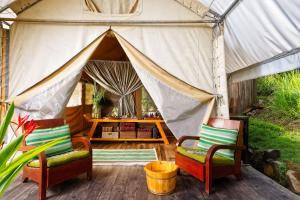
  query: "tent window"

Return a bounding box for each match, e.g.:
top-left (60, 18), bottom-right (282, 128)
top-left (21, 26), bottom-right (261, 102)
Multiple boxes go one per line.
top-left (67, 82), bottom-right (82, 107)
top-left (85, 83), bottom-right (94, 105)
top-left (84, 0), bottom-right (141, 15)
top-left (142, 87), bottom-right (157, 116)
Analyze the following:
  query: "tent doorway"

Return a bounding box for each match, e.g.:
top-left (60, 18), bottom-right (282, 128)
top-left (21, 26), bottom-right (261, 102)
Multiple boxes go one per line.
top-left (66, 31), bottom-right (164, 138)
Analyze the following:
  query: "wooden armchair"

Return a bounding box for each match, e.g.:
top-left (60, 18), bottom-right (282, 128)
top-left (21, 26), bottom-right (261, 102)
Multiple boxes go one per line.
top-left (175, 118), bottom-right (245, 194)
top-left (20, 119), bottom-right (92, 200)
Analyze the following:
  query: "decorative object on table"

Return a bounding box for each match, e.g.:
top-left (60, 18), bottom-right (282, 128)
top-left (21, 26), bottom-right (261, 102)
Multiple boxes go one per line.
top-left (93, 148), bottom-right (158, 165)
top-left (137, 127), bottom-right (152, 138)
top-left (119, 122), bottom-right (136, 138)
top-left (152, 127), bottom-right (159, 138)
top-left (175, 118), bottom-right (245, 194)
top-left (144, 161), bottom-right (178, 195)
top-left (101, 126), bottom-right (119, 139)
top-left (102, 126), bottom-right (113, 132)
top-left (101, 131), bottom-right (119, 139)
top-left (0, 102), bottom-right (64, 198)
top-left (92, 81), bottom-right (105, 118)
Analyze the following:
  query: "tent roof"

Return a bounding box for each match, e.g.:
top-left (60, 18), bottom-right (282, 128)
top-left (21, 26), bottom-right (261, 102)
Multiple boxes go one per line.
top-left (1, 0), bottom-right (229, 18)
top-left (1, 0), bottom-right (300, 82)
top-left (0, 0), bottom-right (238, 16)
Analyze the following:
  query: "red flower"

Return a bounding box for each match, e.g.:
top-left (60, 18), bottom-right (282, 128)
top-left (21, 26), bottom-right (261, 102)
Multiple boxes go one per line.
top-left (17, 114), bottom-right (29, 130)
top-left (23, 120), bottom-right (39, 137)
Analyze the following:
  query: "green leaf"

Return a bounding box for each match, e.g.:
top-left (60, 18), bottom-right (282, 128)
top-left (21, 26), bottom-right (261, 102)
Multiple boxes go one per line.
top-left (0, 136), bottom-right (66, 178)
top-left (0, 102), bottom-right (15, 145)
top-left (0, 162), bottom-right (26, 197)
top-left (0, 135), bottom-right (23, 169)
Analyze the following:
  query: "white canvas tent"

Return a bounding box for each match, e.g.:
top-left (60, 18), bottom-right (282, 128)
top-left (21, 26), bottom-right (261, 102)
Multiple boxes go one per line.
top-left (0, 0), bottom-right (299, 140)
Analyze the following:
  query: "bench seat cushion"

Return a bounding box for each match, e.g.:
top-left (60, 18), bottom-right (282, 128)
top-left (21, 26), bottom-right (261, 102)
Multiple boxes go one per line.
top-left (28, 150), bottom-right (90, 168)
top-left (177, 146), bottom-right (234, 166)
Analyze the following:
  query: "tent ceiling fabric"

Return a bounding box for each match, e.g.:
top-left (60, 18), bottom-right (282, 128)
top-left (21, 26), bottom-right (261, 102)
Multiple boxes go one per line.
top-left (90, 34), bottom-right (129, 61)
top-left (199, 0), bottom-right (235, 15)
top-left (224, 0), bottom-right (300, 75)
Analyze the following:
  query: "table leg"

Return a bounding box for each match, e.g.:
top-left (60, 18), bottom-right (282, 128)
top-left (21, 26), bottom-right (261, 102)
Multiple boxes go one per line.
top-left (155, 122), bottom-right (169, 145)
top-left (88, 122), bottom-right (98, 139)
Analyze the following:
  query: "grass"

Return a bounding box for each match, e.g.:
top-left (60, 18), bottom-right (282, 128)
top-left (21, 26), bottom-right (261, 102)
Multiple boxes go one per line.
top-left (257, 71), bottom-right (300, 120)
top-left (251, 71), bottom-right (300, 186)
top-left (249, 117), bottom-right (300, 165)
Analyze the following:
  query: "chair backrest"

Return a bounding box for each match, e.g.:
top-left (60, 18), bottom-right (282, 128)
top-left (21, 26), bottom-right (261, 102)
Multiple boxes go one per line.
top-left (23, 118), bottom-right (66, 146)
top-left (208, 118), bottom-right (244, 161)
top-left (33, 118), bottom-right (65, 129)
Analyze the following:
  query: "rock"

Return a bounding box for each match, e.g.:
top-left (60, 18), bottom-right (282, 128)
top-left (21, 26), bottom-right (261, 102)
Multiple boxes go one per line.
top-left (287, 170), bottom-right (300, 194)
top-left (263, 160), bottom-right (282, 180)
top-left (263, 149), bottom-right (280, 161)
top-left (250, 150), bottom-right (264, 172)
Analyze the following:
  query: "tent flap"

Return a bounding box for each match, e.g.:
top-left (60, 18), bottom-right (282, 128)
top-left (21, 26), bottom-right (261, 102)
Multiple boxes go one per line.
top-left (13, 33), bottom-right (107, 119)
top-left (115, 31), bottom-right (215, 140)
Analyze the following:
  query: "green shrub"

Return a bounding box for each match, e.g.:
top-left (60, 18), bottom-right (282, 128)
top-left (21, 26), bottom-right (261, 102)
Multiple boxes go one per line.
top-left (257, 71), bottom-right (300, 119)
top-left (271, 71), bottom-right (300, 119)
top-left (257, 75), bottom-right (277, 96)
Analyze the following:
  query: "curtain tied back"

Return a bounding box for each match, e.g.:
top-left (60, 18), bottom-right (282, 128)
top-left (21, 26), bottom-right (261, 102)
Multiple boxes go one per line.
top-left (84, 60), bottom-right (142, 117)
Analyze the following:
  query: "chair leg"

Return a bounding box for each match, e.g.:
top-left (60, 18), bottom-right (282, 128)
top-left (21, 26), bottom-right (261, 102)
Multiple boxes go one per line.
top-left (205, 179), bottom-right (212, 194)
top-left (205, 163), bottom-right (213, 194)
top-left (38, 183), bottom-right (46, 200)
top-left (87, 167), bottom-right (92, 180)
top-left (235, 172), bottom-right (242, 180)
top-left (22, 177), bottom-right (28, 183)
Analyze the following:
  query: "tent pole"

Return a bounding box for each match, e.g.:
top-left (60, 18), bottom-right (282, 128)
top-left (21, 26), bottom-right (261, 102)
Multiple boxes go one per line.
top-left (212, 24), bottom-right (230, 119)
top-left (0, 18), bottom-right (217, 25)
top-left (218, 0), bottom-right (240, 22)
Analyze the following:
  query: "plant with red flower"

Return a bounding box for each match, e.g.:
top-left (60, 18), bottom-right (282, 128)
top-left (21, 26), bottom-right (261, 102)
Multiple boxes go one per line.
top-left (0, 102), bottom-right (65, 197)
top-left (17, 115), bottom-right (29, 130)
top-left (23, 119), bottom-right (39, 137)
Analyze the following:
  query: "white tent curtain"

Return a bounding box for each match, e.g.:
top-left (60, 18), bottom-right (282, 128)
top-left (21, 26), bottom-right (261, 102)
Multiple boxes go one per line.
top-left (12, 33), bottom-right (107, 119)
top-left (112, 26), bottom-right (215, 94)
top-left (9, 23), bottom-right (108, 98)
top-left (84, 60), bottom-right (142, 117)
top-left (114, 31), bottom-right (215, 139)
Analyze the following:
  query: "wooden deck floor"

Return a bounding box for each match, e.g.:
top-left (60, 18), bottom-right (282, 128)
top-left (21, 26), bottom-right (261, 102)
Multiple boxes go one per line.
top-left (3, 140), bottom-right (300, 200)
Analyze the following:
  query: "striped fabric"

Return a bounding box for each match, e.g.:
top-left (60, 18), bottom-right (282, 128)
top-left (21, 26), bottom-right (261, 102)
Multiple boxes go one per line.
top-left (93, 149), bottom-right (158, 165)
top-left (25, 124), bottom-right (73, 157)
top-left (198, 124), bottom-right (238, 160)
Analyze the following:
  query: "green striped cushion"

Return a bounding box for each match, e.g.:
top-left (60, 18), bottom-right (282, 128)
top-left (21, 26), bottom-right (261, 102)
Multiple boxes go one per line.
top-left (198, 124), bottom-right (238, 160)
top-left (25, 124), bottom-right (73, 157)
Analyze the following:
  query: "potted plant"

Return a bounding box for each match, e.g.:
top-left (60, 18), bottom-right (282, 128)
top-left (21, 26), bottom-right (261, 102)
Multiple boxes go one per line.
top-left (92, 82), bottom-right (105, 118)
top-left (0, 102), bottom-right (65, 197)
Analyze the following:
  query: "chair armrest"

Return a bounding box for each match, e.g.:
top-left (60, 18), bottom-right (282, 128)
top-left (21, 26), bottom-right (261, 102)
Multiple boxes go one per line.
top-left (39, 151), bottom-right (47, 169)
top-left (176, 136), bottom-right (200, 146)
top-left (19, 146), bottom-right (47, 168)
top-left (19, 145), bottom-right (36, 152)
top-left (71, 136), bottom-right (92, 153)
top-left (205, 144), bottom-right (246, 163)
